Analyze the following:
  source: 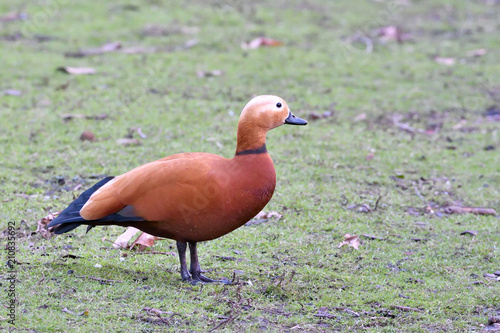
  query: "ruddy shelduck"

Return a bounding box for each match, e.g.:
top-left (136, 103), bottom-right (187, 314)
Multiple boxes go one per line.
top-left (48, 95), bottom-right (307, 283)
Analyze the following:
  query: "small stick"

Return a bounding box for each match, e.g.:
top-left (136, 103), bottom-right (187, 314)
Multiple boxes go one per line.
top-left (130, 251), bottom-right (176, 255)
top-left (209, 313), bottom-right (238, 332)
top-left (362, 234), bottom-right (385, 240)
top-left (393, 305), bottom-right (423, 312)
top-left (75, 275), bottom-right (123, 284)
top-left (344, 308), bottom-right (360, 317)
top-left (373, 194), bottom-right (384, 211)
top-left (413, 186), bottom-right (425, 203)
top-left (99, 247), bottom-right (175, 255)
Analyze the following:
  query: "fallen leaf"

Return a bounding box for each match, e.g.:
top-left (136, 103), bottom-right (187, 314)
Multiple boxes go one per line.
top-left (484, 273), bottom-right (497, 278)
top-left (141, 24), bottom-right (199, 37)
top-left (57, 67), bottom-right (96, 75)
top-left (466, 48), bottom-right (487, 57)
top-left (444, 206), bottom-right (497, 216)
top-left (245, 210), bottom-right (282, 226)
top-left (37, 212), bottom-right (60, 239)
top-left (353, 113), bottom-right (366, 122)
top-left (313, 311), bottom-right (335, 318)
top-left (484, 105), bottom-right (500, 122)
top-left (460, 230), bottom-right (478, 236)
top-left (119, 39), bottom-right (198, 54)
top-left (136, 128), bottom-right (147, 139)
top-left (61, 307), bottom-right (75, 315)
top-left (338, 233), bottom-right (360, 250)
top-left (254, 211), bottom-right (283, 219)
top-left (116, 138), bottom-right (141, 146)
top-left (65, 42), bottom-right (122, 58)
top-left (242, 37), bottom-right (283, 50)
top-left (347, 203), bottom-right (372, 213)
top-left (197, 70), bottom-right (224, 78)
top-left (77, 309), bottom-right (89, 317)
top-left (3, 89), bottom-right (22, 96)
top-left (308, 111), bottom-right (334, 121)
top-left (376, 25), bottom-right (412, 43)
top-left (0, 11), bottom-right (28, 22)
top-left (434, 57), bottom-right (455, 66)
top-left (130, 232), bottom-right (159, 251)
top-left (112, 227), bottom-right (140, 249)
top-left (80, 131), bottom-right (95, 141)
top-left (60, 254), bottom-right (82, 259)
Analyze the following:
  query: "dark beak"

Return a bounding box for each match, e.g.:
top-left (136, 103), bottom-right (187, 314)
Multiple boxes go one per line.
top-left (284, 112), bottom-right (308, 125)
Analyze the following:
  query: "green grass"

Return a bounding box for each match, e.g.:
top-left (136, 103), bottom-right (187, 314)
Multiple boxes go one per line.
top-left (1, 0), bottom-right (499, 331)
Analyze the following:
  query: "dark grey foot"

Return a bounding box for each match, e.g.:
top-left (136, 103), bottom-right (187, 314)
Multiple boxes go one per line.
top-left (189, 270), bottom-right (229, 284)
top-left (176, 241), bottom-right (230, 284)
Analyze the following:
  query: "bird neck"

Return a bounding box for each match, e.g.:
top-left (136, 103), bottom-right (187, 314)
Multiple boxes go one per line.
top-left (235, 122), bottom-right (268, 156)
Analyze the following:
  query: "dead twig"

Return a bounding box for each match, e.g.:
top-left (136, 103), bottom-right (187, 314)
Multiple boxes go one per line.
top-left (75, 275), bottom-right (123, 284)
top-left (130, 251), bottom-right (176, 255)
top-left (362, 234), bottom-right (385, 240)
top-left (393, 305), bottom-right (423, 312)
top-left (142, 307), bottom-right (181, 325)
top-left (344, 308), bottom-right (360, 317)
top-left (444, 206), bottom-right (497, 216)
top-left (373, 194), bottom-right (383, 211)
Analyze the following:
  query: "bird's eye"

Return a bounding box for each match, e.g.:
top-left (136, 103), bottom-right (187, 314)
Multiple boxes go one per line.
top-left (276, 102), bottom-right (282, 108)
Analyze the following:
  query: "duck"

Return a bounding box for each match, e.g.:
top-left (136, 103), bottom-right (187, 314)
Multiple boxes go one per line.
top-left (47, 95), bottom-right (307, 283)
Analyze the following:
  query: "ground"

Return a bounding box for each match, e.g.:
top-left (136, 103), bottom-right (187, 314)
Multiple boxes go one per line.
top-left (0, 0), bottom-right (499, 332)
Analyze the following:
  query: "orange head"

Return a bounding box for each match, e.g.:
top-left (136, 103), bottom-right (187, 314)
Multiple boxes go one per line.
top-left (238, 95), bottom-right (307, 131)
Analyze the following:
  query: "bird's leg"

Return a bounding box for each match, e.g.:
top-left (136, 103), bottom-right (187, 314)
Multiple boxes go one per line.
top-left (176, 241), bottom-right (191, 281)
top-left (188, 242), bottom-right (220, 283)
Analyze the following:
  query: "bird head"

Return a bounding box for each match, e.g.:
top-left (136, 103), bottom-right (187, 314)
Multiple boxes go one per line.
top-left (239, 95), bottom-right (307, 130)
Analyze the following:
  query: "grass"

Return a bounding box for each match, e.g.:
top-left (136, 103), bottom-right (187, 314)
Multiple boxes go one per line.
top-left (1, 0), bottom-right (499, 331)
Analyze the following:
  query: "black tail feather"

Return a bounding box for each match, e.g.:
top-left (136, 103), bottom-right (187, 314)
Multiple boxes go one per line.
top-left (48, 177), bottom-right (115, 234)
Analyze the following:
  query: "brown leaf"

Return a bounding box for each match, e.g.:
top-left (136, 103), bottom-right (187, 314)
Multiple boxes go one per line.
top-left (444, 206), bottom-right (497, 216)
top-left (57, 67), bottom-right (96, 75)
top-left (353, 113), bottom-right (366, 122)
top-left (112, 227), bottom-right (140, 249)
top-left (197, 70), bottom-right (224, 78)
top-left (65, 42), bottom-right (122, 58)
top-left (116, 138), bottom-right (141, 146)
top-left (434, 57), bottom-right (455, 66)
top-left (130, 232), bottom-right (159, 251)
top-left (338, 233), bottom-right (360, 250)
top-left (37, 212), bottom-right (60, 239)
top-left (79, 131), bottom-right (95, 141)
top-left (466, 48), bottom-right (487, 57)
top-left (242, 37), bottom-right (283, 50)
top-left (0, 11), bottom-right (28, 22)
top-left (377, 25), bottom-right (411, 43)
top-left (308, 111), bottom-right (334, 121)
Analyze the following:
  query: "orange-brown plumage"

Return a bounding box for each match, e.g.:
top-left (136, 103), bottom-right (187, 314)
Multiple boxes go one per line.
top-left (48, 95), bottom-right (307, 283)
